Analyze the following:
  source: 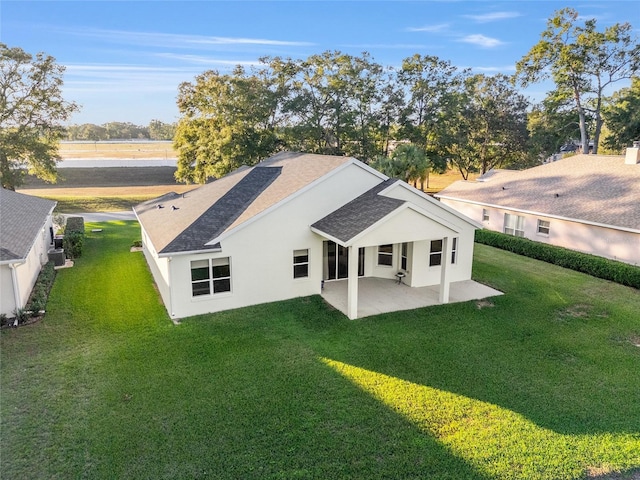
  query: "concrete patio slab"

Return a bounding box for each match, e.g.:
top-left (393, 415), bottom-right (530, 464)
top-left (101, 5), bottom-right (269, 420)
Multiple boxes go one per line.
top-left (321, 277), bottom-right (503, 319)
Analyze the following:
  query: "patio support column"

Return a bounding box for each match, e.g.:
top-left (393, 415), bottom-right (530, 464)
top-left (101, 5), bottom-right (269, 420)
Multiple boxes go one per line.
top-left (347, 245), bottom-right (359, 319)
top-left (439, 236), bottom-right (451, 304)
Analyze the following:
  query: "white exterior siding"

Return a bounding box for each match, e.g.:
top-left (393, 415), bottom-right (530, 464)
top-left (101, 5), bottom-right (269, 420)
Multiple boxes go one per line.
top-left (0, 215), bottom-right (54, 317)
top-left (155, 162), bottom-right (383, 319)
top-left (441, 199), bottom-right (640, 266)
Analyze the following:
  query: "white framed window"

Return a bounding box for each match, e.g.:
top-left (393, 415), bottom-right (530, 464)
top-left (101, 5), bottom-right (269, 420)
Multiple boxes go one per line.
top-left (537, 219), bottom-right (550, 236)
top-left (293, 249), bottom-right (309, 278)
top-left (482, 209), bottom-right (490, 222)
top-left (429, 239), bottom-right (442, 267)
top-left (401, 242), bottom-right (408, 271)
top-left (378, 244), bottom-right (393, 266)
top-left (451, 237), bottom-right (458, 264)
top-left (191, 257), bottom-right (231, 297)
top-left (504, 213), bottom-right (525, 237)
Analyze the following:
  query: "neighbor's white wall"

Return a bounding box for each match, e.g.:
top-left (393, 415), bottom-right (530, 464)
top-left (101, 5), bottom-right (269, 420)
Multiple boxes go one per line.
top-left (441, 200), bottom-right (640, 265)
top-left (167, 162), bottom-right (383, 319)
top-left (0, 266), bottom-right (16, 316)
top-left (0, 216), bottom-right (55, 317)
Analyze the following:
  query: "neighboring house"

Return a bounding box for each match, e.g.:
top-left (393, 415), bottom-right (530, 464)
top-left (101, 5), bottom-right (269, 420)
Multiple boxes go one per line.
top-left (134, 152), bottom-right (481, 320)
top-left (436, 148), bottom-right (640, 266)
top-left (0, 188), bottom-right (57, 317)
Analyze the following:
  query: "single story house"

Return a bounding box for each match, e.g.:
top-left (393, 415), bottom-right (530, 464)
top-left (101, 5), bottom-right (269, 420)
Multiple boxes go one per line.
top-left (0, 188), bottom-right (57, 317)
top-left (134, 152), bottom-right (483, 320)
top-left (436, 148), bottom-right (640, 266)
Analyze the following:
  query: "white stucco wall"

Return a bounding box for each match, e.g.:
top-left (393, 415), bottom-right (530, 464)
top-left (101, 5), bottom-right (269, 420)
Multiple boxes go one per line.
top-left (0, 215), bottom-right (54, 317)
top-left (156, 162), bottom-right (384, 319)
top-left (0, 266), bottom-right (16, 316)
top-left (440, 199), bottom-right (640, 266)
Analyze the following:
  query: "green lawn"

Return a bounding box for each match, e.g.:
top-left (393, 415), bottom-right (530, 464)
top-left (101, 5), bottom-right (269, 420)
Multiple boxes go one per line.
top-left (1, 221), bottom-right (639, 479)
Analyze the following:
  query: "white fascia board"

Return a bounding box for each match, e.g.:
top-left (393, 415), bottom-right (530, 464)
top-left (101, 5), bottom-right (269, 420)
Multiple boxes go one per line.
top-left (157, 246), bottom-right (223, 258)
top-left (0, 259), bottom-right (24, 266)
top-left (435, 195), bottom-right (640, 234)
top-left (206, 158), bottom-right (387, 247)
top-left (382, 181), bottom-right (483, 229)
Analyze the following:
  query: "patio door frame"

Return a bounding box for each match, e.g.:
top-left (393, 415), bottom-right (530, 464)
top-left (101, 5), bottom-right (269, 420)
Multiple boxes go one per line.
top-left (323, 241), bottom-right (364, 280)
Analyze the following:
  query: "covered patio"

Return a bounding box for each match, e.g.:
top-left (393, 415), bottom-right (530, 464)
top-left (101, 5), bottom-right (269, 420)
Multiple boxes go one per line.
top-left (321, 277), bottom-right (503, 319)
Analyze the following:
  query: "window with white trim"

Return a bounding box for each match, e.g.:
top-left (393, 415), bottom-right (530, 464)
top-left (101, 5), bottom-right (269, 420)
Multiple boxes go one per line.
top-left (191, 257), bottom-right (231, 297)
top-left (537, 219), bottom-right (550, 236)
top-left (401, 242), bottom-right (408, 271)
top-left (451, 237), bottom-right (458, 264)
top-left (293, 249), bottom-right (309, 278)
top-left (504, 213), bottom-right (525, 237)
top-left (378, 244), bottom-right (393, 266)
top-left (429, 239), bottom-right (442, 267)
top-left (482, 209), bottom-right (490, 222)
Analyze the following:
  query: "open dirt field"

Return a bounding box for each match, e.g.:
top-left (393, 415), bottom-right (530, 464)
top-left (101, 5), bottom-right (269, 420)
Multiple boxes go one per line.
top-left (59, 141), bottom-right (177, 159)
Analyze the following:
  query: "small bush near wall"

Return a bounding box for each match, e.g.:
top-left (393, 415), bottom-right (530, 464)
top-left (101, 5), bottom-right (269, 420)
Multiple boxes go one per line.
top-left (475, 229), bottom-right (640, 289)
top-left (63, 216), bottom-right (85, 259)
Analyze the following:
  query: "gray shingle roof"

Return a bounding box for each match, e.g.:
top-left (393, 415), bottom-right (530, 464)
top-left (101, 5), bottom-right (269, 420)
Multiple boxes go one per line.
top-left (134, 152), bottom-right (356, 254)
top-left (436, 154), bottom-right (640, 231)
top-left (311, 179), bottom-right (404, 243)
top-left (161, 166), bottom-right (281, 253)
top-left (0, 189), bottom-right (56, 262)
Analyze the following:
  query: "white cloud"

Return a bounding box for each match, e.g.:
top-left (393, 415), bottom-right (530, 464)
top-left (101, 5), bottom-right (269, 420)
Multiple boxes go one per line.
top-left (406, 23), bottom-right (451, 33)
top-left (459, 34), bottom-right (505, 48)
top-left (54, 26), bottom-right (315, 50)
top-left (463, 12), bottom-right (521, 23)
top-left (155, 53), bottom-right (261, 66)
top-left (469, 65), bottom-right (517, 73)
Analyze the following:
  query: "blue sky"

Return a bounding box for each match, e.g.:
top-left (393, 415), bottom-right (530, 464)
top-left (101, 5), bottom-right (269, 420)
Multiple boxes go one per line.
top-left (2, 1), bottom-right (638, 126)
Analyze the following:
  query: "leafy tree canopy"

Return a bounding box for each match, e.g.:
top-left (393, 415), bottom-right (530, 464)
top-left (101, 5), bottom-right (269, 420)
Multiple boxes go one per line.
top-left (516, 8), bottom-right (640, 154)
top-left (0, 43), bottom-right (79, 189)
top-left (602, 76), bottom-right (640, 152)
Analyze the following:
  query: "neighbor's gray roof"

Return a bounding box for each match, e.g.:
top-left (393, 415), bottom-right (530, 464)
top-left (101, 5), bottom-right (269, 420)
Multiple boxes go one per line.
top-left (311, 179), bottom-right (403, 243)
top-left (436, 154), bottom-right (640, 231)
top-left (134, 152), bottom-right (355, 254)
top-left (0, 188), bottom-right (56, 262)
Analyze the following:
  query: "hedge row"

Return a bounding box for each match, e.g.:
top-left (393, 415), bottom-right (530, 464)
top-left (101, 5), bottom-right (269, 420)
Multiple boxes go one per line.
top-left (63, 216), bottom-right (85, 259)
top-left (475, 229), bottom-right (640, 289)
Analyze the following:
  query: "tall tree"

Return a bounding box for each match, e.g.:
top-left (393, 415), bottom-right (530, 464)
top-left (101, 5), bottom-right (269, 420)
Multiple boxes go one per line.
top-left (516, 8), bottom-right (640, 154)
top-left (527, 96), bottom-right (581, 160)
top-left (0, 44), bottom-right (78, 190)
top-left (445, 74), bottom-right (529, 180)
top-left (174, 67), bottom-right (280, 183)
top-left (602, 77), bottom-right (640, 152)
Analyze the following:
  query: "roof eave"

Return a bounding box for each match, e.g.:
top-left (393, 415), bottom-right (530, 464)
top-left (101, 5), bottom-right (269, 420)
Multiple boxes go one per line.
top-left (435, 195), bottom-right (640, 234)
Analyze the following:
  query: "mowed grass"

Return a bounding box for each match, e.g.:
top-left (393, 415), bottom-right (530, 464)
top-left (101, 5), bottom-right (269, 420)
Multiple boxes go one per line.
top-left (1, 222), bottom-right (639, 479)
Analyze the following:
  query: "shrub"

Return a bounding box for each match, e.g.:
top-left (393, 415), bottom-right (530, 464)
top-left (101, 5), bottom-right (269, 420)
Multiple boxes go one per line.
top-left (63, 216), bottom-right (85, 259)
top-left (65, 216), bottom-right (85, 234)
top-left (12, 308), bottom-right (29, 325)
top-left (132, 240), bottom-right (142, 248)
top-left (26, 261), bottom-right (57, 315)
top-left (63, 232), bottom-right (84, 259)
top-left (475, 229), bottom-right (640, 289)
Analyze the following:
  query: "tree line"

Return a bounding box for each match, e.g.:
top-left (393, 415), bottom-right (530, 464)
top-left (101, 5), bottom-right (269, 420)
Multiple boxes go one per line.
top-left (65, 120), bottom-right (176, 142)
top-left (1, 8), bottom-right (639, 190)
top-left (174, 8), bottom-right (639, 183)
